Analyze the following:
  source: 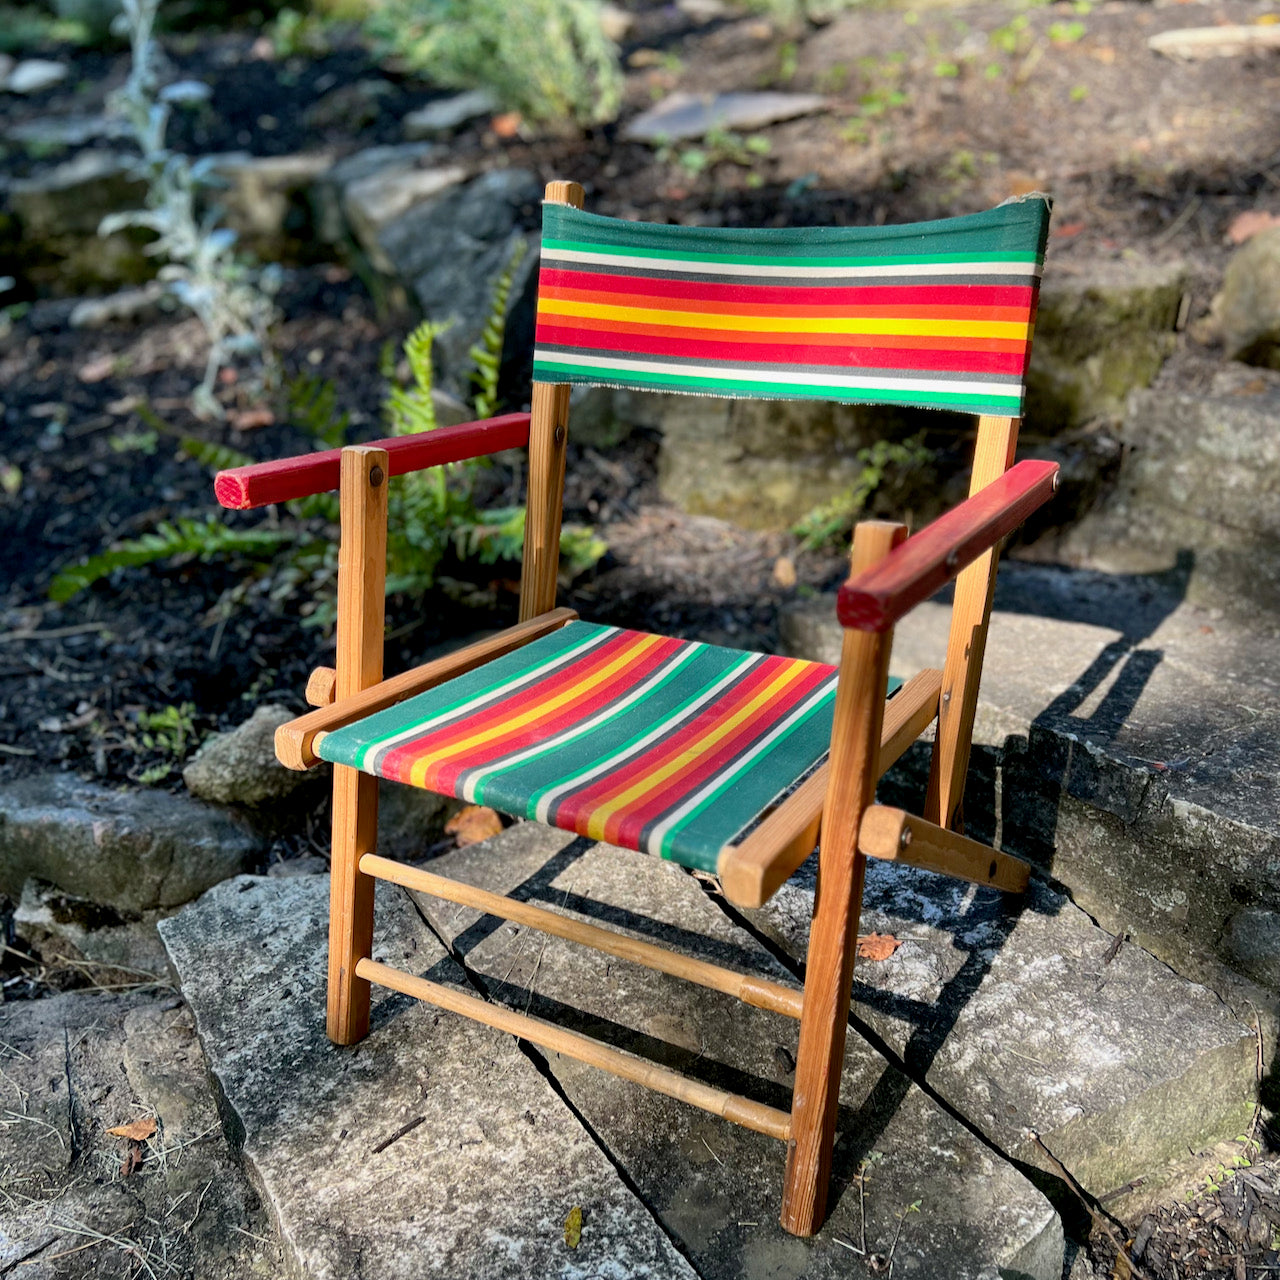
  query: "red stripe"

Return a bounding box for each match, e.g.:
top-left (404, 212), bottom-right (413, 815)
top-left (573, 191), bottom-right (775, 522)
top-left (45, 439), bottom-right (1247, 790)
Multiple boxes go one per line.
top-left (548, 658), bottom-right (829, 845)
top-left (540, 268), bottom-right (1036, 311)
top-left (377, 633), bottom-right (684, 787)
top-left (535, 322), bottom-right (1030, 375)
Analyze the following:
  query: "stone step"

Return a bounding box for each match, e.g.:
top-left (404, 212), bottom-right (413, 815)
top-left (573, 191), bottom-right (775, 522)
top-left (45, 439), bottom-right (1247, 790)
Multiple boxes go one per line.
top-left (780, 559), bottom-right (1279, 1080)
top-left (409, 824), bottom-right (1063, 1279)
top-left (159, 875), bottom-right (699, 1280)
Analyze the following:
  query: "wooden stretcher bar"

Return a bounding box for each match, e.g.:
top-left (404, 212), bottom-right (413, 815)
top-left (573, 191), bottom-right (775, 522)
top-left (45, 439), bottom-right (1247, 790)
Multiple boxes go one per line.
top-left (858, 805), bottom-right (1031, 893)
top-left (361, 853), bottom-right (804, 1019)
top-left (357, 957), bottom-right (794, 1142)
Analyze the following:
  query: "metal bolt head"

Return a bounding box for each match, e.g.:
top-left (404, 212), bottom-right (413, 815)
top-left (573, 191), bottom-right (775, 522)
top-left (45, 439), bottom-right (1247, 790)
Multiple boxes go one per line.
top-left (899, 826), bottom-right (913, 850)
top-left (369, 465), bottom-right (385, 488)
top-left (553, 424), bottom-right (566, 444)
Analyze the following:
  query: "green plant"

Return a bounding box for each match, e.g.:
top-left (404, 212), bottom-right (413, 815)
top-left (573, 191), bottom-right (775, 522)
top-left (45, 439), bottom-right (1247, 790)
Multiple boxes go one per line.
top-left (365, 0), bottom-right (623, 128)
top-left (1047, 20), bottom-right (1085, 43)
top-left (662, 127), bottom-right (772, 182)
top-left (469, 240), bottom-right (527, 420)
top-left (135, 701), bottom-right (198, 782)
top-left (287, 371), bottom-right (350, 447)
top-left (104, 0), bottom-right (280, 419)
top-left (793, 436), bottom-right (933, 550)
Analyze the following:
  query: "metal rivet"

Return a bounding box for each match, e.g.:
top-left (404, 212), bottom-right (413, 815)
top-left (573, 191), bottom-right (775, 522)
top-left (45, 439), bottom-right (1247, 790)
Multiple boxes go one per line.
top-left (945, 548), bottom-right (959, 570)
top-left (941, 690), bottom-right (952, 704)
top-left (553, 424), bottom-right (566, 444)
top-left (369, 465), bottom-right (385, 488)
top-left (899, 827), bottom-right (913, 850)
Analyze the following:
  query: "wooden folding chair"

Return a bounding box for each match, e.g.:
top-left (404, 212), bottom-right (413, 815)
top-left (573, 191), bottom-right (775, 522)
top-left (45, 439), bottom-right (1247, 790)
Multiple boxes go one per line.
top-left (214, 181), bottom-right (1057, 1236)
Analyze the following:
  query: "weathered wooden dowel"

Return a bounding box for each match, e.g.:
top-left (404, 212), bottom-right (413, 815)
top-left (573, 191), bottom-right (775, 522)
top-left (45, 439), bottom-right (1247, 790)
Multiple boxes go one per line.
top-left (357, 958), bottom-right (793, 1142)
top-left (361, 853), bottom-right (804, 1019)
top-left (717, 666), bottom-right (943, 909)
top-left (275, 608), bottom-right (578, 770)
top-left (305, 667), bottom-right (337, 707)
top-left (859, 806), bottom-right (1031, 893)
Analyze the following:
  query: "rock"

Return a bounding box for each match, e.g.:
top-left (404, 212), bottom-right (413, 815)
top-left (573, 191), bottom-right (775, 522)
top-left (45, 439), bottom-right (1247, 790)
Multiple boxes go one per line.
top-left (1026, 259), bottom-right (1186, 429)
top-left (676, 0), bottom-right (731, 18)
top-left (304, 77), bottom-right (397, 131)
top-left (623, 90), bottom-right (829, 143)
top-left (412, 825), bottom-right (1064, 1277)
top-left (6, 112), bottom-right (131, 148)
top-left (753, 855), bottom-right (1256, 1214)
top-left (1, 150), bottom-right (151, 292)
top-left (212, 150), bottom-right (334, 259)
top-left (598, 2), bottom-right (634, 42)
top-left (779, 558), bottom-right (1280, 1071)
top-left (1221, 908), bottom-right (1280, 992)
top-left (13, 877), bottom-right (170, 978)
top-left (1205, 225), bottom-right (1280, 366)
top-left (402, 88), bottom-right (498, 139)
top-left (160, 875), bottom-right (701, 1279)
top-left (566, 385), bottom-right (653, 449)
top-left (311, 141), bottom-right (439, 245)
top-left (183, 704), bottom-right (310, 808)
top-left (267, 854), bottom-right (328, 878)
top-left (69, 280), bottom-right (167, 328)
top-left (0, 990), bottom-right (285, 1275)
top-left (0, 771), bottom-right (262, 912)
top-left (5, 59), bottom-right (70, 95)
top-left (376, 168), bottom-right (543, 397)
top-left (343, 163), bottom-right (468, 269)
top-left (655, 392), bottom-right (951, 530)
top-left (377, 779), bottom-right (462, 859)
top-left (1044, 375), bottom-right (1280, 614)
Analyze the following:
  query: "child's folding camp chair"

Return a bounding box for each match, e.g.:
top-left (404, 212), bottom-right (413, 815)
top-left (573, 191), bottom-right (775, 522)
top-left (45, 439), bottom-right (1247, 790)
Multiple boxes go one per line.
top-left (214, 181), bottom-right (1057, 1236)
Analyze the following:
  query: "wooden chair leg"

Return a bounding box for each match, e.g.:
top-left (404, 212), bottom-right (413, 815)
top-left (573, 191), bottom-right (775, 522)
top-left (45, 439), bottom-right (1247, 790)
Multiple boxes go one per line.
top-left (781, 521), bottom-right (903, 1237)
top-left (327, 446), bottom-right (388, 1046)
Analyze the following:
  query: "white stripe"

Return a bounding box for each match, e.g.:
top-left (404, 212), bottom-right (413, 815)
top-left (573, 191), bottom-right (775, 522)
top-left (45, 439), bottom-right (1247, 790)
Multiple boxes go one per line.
top-left (457, 640), bottom-right (706, 798)
top-left (532, 349), bottom-right (1017, 400)
top-left (364, 625), bottom-right (618, 767)
top-left (542, 246), bottom-right (1041, 280)
top-left (647, 677), bottom-right (837, 857)
top-left (532, 651), bottom-right (768, 825)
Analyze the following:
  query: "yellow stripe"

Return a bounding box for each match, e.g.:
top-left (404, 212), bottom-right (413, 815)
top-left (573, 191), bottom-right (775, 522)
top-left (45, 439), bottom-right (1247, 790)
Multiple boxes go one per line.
top-left (406, 633), bottom-right (666, 790)
top-left (583, 663), bottom-right (811, 841)
top-left (538, 297), bottom-right (1031, 342)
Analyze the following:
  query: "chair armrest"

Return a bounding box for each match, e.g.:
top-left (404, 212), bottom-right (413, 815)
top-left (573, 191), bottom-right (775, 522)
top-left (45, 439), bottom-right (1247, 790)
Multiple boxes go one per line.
top-left (213, 412), bottom-right (533, 510)
top-left (836, 458), bottom-right (1058, 633)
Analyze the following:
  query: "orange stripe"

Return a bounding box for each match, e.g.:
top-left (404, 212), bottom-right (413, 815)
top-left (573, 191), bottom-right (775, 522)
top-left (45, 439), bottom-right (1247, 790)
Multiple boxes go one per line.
top-left (538, 309), bottom-right (1030, 355)
top-left (540, 284), bottom-right (1030, 324)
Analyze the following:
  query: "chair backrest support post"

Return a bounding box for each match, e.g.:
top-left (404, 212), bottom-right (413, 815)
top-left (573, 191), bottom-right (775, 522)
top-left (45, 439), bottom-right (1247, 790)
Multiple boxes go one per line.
top-left (519, 180), bottom-right (584, 622)
top-left (925, 414), bottom-right (1020, 831)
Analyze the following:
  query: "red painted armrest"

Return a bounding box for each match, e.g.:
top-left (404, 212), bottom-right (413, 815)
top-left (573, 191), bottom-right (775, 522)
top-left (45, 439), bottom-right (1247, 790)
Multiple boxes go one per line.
top-left (213, 412), bottom-right (533, 510)
top-left (837, 458), bottom-right (1059, 632)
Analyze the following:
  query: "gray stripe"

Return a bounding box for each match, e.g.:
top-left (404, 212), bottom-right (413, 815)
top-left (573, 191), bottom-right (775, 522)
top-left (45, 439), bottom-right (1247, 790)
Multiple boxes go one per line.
top-left (543, 261), bottom-right (1042, 289)
top-left (535, 344), bottom-right (1025, 385)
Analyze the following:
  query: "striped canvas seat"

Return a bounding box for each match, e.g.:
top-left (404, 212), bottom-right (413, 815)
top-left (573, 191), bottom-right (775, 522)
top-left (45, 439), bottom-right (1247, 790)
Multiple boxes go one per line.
top-left (533, 196), bottom-right (1049, 418)
top-left (316, 621), bottom-right (901, 874)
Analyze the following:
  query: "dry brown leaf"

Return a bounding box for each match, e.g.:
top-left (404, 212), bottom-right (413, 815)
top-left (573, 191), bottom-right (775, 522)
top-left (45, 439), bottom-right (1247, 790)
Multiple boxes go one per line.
top-left (1226, 210), bottom-right (1280, 245)
top-left (119, 1144), bottom-right (144, 1178)
top-left (856, 933), bottom-right (903, 962)
top-left (229, 406), bottom-right (275, 431)
top-left (445, 805), bottom-right (504, 847)
top-left (772, 555), bottom-right (797, 589)
top-left (490, 111), bottom-right (522, 138)
top-left (107, 1117), bottom-right (157, 1141)
top-left (78, 356), bottom-right (115, 383)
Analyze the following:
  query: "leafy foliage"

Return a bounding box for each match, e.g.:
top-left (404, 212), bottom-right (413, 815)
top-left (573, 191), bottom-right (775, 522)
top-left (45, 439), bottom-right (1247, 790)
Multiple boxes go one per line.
top-left (105, 0), bottom-right (280, 418)
top-left (384, 318), bottom-right (449, 436)
top-left (48, 517), bottom-right (295, 603)
top-left (365, 0), bottom-right (623, 128)
top-left (793, 436), bottom-right (934, 550)
top-left (287, 371), bottom-right (350, 447)
top-left (469, 239), bottom-right (526, 420)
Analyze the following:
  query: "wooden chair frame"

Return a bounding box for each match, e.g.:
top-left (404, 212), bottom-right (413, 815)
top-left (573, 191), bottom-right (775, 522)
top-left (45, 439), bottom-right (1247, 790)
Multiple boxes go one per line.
top-left (216, 180), bottom-right (1058, 1237)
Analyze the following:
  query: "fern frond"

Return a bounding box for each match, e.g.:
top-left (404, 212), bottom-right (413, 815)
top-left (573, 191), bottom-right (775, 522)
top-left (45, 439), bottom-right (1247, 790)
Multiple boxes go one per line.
top-left (177, 435), bottom-right (256, 473)
top-left (287, 372), bottom-right (350, 447)
top-left (468, 238), bottom-right (527, 420)
top-left (385, 318), bottom-right (452, 436)
top-left (49, 517), bottom-right (294, 602)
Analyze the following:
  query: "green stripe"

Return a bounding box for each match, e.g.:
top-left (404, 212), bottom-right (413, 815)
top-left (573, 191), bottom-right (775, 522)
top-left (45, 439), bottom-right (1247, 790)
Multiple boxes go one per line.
top-left (542, 237), bottom-right (1042, 269)
top-left (468, 640), bottom-right (714, 807)
top-left (531, 360), bottom-right (1023, 412)
top-left (543, 199), bottom-right (1051, 264)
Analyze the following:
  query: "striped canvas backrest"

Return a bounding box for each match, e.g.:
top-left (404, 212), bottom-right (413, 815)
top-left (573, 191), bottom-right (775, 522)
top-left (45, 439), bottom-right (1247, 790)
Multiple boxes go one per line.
top-left (532, 197), bottom-right (1050, 418)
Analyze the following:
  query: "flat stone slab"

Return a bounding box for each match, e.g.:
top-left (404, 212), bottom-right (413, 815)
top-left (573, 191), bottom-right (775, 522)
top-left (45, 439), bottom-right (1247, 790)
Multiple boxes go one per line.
top-left (0, 989), bottom-right (283, 1279)
top-left (780, 560), bottom-right (1280, 1025)
top-left (623, 91), bottom-right (829, 143)
top-left (413, 824), bottom-right (1062, 1279)
top-left (751, 856), bottom-right (1256, 1215)
top-left (160, 875), bottom-right (697, 1280)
